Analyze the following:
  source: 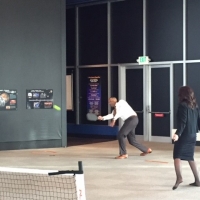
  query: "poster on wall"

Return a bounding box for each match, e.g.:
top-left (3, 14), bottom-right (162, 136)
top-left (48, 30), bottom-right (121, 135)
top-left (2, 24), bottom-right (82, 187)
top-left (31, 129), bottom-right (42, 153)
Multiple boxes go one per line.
top-left (87, 76), bottom-right (101, 115)
top-left (66, 74), bottom-right (73, 110)
top-left (26, 89), bottom-right (53, 109)
top-left (0, 89), bottom-right (17, 110)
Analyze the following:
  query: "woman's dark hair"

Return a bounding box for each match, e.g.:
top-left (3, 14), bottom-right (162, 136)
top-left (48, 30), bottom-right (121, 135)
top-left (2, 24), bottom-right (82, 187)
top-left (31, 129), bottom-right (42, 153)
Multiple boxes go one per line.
top-left (178, 86), bottom-right (198, 109)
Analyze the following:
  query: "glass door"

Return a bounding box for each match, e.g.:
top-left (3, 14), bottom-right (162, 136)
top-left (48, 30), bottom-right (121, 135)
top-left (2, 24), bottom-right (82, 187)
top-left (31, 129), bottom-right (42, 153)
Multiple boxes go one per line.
top-left (147, 64), bottom-right (173, 142)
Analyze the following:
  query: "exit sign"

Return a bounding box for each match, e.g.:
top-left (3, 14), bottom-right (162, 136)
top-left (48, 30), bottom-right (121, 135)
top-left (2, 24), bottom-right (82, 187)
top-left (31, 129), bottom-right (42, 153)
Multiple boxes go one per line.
top-left (137, 56), bottom-right (151, 65)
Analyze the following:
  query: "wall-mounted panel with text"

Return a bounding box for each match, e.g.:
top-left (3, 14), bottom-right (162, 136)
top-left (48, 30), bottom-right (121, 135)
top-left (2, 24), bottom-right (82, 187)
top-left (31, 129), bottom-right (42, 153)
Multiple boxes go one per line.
top-left (0, 89), bottom-right (17, 110)
top-left (26, 89), bottom-right (53, 109)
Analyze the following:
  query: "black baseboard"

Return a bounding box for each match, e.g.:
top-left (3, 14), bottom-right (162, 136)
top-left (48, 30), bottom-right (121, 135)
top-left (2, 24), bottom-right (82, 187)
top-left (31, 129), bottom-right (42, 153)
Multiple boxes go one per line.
top-left (0, 139), bottom-right (62, 151)
top-left (67, 134), bottom-right (117, 146)
top-left (67, 133), bottom-right (117, 140)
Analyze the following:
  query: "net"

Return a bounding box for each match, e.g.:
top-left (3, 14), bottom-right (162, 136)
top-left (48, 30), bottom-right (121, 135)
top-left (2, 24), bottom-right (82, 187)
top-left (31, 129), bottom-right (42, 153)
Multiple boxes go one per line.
top-left (0, 162), bottom-right (86, 200)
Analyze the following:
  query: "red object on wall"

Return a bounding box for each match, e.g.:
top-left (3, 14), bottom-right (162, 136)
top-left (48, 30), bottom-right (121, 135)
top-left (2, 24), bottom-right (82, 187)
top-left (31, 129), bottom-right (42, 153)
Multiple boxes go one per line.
top-left (154, 113), bottom-right (164, 117)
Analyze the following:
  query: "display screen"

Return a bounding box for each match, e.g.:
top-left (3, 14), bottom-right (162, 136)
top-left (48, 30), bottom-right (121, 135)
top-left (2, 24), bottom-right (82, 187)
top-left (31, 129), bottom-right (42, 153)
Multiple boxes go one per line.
top-left (26, 89), bottom-right (53, 109)
top-left (0, 89), bottom-right (17, 110)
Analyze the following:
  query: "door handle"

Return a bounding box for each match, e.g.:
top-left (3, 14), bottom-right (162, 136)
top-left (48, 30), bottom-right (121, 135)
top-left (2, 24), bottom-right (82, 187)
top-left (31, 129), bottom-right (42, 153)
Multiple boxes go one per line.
top-left (135, 110), bottom-right (143, 113)
top-left (148, 111), bottom-right (170, 114)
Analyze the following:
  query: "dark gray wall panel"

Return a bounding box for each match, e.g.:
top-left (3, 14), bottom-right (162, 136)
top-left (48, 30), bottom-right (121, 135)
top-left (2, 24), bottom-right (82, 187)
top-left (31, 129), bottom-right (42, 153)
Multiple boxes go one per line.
top-left (79, 4), bottom-right (107, 65)
top-left (111, 0), bottom-right (143, 64)
top-left (187, 0), bottom-right (200, 60)
top-left (173, 64), bottom-right (183, 129)
top-left (147, 0), bottom-right (183, 61)
top-left (0, 140), bottom-right (61, 151)
top-left (0, 0), bottom-right (66, 147)
top-left (187, 64), bottom-right (200, 106)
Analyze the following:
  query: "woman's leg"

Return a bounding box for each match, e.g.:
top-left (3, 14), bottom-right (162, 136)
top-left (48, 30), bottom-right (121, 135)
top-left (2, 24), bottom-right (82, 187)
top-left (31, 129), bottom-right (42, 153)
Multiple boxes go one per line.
top-left (188, 160), bottom-right (200, 186)
top-left (173, 158), bottom-right (183, 190)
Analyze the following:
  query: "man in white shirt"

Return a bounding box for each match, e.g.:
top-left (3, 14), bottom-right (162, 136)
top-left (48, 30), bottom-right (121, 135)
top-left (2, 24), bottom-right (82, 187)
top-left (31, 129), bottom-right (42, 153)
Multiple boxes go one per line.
top-left (98, 97), bottom-right (152, 159)
top-left (0, 92), bottom-right (9, 107)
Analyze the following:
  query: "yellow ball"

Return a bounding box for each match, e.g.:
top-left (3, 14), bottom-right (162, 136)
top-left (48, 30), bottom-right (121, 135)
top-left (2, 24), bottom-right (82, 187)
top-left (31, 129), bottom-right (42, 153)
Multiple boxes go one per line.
top-left (53, 105), bottom-right (61, 111)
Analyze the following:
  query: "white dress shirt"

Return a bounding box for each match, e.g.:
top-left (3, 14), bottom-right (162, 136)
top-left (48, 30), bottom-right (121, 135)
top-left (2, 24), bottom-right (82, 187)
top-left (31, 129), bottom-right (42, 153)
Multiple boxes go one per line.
top-left (103, 100), bottom-right (137, 121)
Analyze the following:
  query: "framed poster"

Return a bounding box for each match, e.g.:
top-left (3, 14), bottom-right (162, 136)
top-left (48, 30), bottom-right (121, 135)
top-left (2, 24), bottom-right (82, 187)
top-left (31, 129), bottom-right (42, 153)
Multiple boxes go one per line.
top-left (66, 75), bottom-right (73, 110)
top-left (26, 89), bottom-right (53, 109)
top-left (0, 89), bottom-right (17, 110)
top-left (87, 76), bottom-right (101, 115)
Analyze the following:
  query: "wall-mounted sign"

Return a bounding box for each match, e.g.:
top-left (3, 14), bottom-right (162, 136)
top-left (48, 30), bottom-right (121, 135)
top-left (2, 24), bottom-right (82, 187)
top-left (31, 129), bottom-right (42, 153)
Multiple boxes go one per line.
top-left (87, 76), bottom-right (101, 115)
top-left (26, 89), bottom-right (53, 109)
top-left (154, 113), bottom-right (164, 118)
top-left (0, 89), bottom-right (17, 110)
top-left (137, 56), bottom-right (151, 65)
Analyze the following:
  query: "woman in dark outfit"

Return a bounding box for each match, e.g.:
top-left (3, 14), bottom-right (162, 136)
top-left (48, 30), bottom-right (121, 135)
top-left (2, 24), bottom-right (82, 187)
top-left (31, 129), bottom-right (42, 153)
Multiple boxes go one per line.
top-left (172, 86), bottom-right (200, 190)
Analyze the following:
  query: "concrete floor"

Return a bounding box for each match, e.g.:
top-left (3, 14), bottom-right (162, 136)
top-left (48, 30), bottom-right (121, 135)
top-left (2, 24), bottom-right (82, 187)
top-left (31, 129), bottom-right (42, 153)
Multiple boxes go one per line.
top-left (1, 138), bottom-right (200, 200)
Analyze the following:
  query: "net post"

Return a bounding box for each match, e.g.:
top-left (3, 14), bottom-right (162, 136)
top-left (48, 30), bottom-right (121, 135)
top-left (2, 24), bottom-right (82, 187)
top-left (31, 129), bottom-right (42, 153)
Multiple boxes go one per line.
top-left (76, 161), bottom-right (86, 200)
top-left (78, 161), bottom-right (83, 173)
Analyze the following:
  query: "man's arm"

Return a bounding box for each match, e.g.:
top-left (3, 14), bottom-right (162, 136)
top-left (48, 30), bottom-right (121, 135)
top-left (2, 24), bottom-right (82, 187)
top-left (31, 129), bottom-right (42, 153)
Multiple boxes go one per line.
top-left (98, 113), bottom-right (114, 121)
